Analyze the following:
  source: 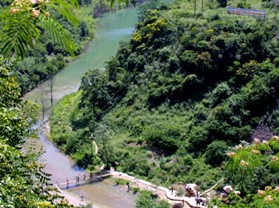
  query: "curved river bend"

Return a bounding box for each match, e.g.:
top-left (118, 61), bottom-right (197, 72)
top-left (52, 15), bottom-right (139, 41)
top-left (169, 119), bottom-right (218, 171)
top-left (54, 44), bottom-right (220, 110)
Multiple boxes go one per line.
top-left (24, 8), bottom-right (137, 102)
top-left (24, 7), bottom-right (138, 208)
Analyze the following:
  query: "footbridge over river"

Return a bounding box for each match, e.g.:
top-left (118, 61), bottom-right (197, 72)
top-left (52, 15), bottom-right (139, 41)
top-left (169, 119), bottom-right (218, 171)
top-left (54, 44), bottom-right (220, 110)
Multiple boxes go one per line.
top-left (55, 171), bottom-right (110, 190)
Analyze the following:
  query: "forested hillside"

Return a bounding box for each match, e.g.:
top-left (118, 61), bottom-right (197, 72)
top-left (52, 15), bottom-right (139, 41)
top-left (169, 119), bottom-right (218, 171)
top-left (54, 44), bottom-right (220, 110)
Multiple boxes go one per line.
top-left (50, 0), bottom-right (279, 205)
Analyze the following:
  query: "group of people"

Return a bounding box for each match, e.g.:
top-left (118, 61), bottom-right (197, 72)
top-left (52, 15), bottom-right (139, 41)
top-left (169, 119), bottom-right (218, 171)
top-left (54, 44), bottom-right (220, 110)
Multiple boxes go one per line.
top-left (64, 172), bottom-right (94, 188)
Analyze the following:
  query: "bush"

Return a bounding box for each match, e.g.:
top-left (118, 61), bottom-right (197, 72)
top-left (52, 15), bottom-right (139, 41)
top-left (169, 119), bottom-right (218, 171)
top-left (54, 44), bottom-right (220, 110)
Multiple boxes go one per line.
top-left (204, 140), bottom-right (228, 167)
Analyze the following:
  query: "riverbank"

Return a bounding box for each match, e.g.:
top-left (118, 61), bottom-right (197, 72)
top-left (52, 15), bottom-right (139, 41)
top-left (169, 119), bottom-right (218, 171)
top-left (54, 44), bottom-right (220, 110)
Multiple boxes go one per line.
top-left (45, 154), bottom-right (208, 208)
top-left (55, 185), bottom-right (90, 207)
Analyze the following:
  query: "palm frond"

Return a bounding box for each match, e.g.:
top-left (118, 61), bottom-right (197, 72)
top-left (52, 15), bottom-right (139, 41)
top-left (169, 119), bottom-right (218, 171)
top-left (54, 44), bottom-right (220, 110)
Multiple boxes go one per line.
top-left (39, 16), bottom-right (76, 56)
top-left (0, 13), bottom-right (40, 58)
top-left (0, 1), bottom-right (79, 58)
top-left (46, 0), bottom-right (79, 27)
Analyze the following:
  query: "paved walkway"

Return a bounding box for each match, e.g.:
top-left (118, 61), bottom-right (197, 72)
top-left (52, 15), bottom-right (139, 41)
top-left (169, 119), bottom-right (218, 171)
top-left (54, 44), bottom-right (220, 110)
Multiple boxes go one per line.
top-left (110, 170), bottom-right (207, 208)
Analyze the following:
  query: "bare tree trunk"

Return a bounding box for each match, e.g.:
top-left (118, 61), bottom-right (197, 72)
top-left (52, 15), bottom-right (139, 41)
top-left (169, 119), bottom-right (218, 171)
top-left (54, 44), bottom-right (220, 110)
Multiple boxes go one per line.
top-left (48, 75), bottom-right (54, 107)
top-left (39, 86), bottom-right (47, 121)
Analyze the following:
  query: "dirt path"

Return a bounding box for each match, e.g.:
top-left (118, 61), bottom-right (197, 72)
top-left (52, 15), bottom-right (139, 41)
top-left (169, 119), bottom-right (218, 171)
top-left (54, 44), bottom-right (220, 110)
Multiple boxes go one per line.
top-left (93, 141), bottom-right (98, 154)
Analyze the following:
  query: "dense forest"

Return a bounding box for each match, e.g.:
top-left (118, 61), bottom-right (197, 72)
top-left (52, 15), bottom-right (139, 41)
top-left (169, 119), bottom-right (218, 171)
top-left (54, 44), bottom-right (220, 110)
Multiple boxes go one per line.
top-left (50, 0), bottom-right (279, 206)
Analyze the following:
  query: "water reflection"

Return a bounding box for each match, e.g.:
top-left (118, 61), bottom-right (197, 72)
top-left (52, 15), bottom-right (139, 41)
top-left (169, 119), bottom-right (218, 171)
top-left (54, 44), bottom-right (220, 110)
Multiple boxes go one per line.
top-left (39, 130), bottom-right (84, 183)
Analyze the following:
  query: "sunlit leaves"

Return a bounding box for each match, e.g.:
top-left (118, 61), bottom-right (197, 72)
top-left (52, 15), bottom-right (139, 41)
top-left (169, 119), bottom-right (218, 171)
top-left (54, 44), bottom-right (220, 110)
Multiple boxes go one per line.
top-left (39, 16), bottom-right (76, 56)
top-left (0, 0), bottom-right (79, 58)
top-left (46, 0), bottom-right (79, 27)
top-left (0, 12), bottom-right (40, 58)
top-left (214, 187), bottom-right (279, 207)
top-left (224, 137), bottom-right (279, 194)
top-left (0, 57), bottom-right (28, 147)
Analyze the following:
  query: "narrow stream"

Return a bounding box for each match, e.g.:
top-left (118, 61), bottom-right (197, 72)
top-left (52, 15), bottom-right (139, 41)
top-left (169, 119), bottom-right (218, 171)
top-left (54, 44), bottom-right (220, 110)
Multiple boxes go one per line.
top-left (24, 7), bottom-right (138, 208)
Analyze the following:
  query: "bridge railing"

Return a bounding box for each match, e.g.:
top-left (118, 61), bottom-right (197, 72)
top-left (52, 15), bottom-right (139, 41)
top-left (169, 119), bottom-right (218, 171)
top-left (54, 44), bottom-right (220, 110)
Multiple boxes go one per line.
top-left (227, 7), bottom-right (267, 18)
top-left (55, 171), bottom-right (110, 190)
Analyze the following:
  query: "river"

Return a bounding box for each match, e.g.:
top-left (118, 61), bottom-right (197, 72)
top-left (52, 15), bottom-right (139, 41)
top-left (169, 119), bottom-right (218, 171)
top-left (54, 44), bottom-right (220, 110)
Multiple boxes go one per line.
top-left (24, 7), bottom-right (138, 208)
top-left (24, 7), bottom-right (138, 103)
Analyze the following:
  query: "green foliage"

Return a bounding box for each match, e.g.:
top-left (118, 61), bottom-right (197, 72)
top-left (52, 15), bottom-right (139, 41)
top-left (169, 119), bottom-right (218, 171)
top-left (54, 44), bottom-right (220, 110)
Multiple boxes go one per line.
top-left (49, 91), bottom-right (106, 169)
top-left (0, 57), bottom-right (28, 147)
top-left (0, 0), bottom-right (96, 95)
top-left (224, 137), bottom-right (279, 195)
top-left (114, 178), bottom-right (129, 185)
top-left (204, 140), bottom-right (228, 167)
top-left (130, 186), bottom-right (140, 193)
top-left (0, 58), bottom-right (71, 207)
top-left (136, 190), bottom-right (170, 208)
top-left (144, 121), bottom-right (181, 154)
top-left (216, 0), bottom-right (227, 7)
top-left (213, 137), bottom-right (279, 206)
top-left (79, 68), bottom-right (113, 124)
top-left (0, 1), bottom-right (99, 207)
top-left (0, 0), bottom-right (79, 58)
top-left (0, 12), bottom-right (40, 59)
top-left (109, 0), bottom-right (129, 9)
top-left (0, 140), bottom-right (69, 208)
top-left (40, 16), bottom-right (76, 56)
top-left (50, 92), bottom-right (81, 151)
top-left (50, 0), bottom-right (279, 195)
top-left (211, 188), bottom-right (279, 208)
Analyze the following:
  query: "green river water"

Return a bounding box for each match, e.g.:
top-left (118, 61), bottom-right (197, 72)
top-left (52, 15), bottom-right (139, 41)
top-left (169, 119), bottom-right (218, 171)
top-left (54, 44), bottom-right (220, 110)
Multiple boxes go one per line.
top-left (24, 7), bottom-right (139, 208)
top-left (24, 7), bottom-right (138, 103)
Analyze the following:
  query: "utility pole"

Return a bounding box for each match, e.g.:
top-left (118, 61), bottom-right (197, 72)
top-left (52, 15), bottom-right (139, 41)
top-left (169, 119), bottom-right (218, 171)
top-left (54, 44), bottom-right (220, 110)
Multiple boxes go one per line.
top-left (48, 75), bottom-right (54, 107)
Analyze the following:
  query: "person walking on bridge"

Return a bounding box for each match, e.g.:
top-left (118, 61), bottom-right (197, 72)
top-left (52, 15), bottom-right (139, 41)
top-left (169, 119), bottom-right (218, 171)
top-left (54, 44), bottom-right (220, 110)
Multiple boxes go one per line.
top-left (76, 175), bottom-right (80, 186)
